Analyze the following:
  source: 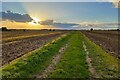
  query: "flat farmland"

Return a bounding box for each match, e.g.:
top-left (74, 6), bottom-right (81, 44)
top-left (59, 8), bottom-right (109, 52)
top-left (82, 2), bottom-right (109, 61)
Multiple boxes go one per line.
top-left (82, 31), bottom-right (119, 59)
top-left (2, 30), bottom-right (67, 65)
top-left (2, 30), bottom-right (63, 44)
top-left (1, 31), bottom-right (119, 79)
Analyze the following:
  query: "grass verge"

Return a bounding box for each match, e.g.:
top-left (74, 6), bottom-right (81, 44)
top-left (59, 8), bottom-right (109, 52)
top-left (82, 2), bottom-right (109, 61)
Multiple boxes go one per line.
top-left (83, 34), bottom-right (120, 78)
top-left (48, 32), bottom-right (89, 78)
top-left (1, 33), bottom-right (71, 78)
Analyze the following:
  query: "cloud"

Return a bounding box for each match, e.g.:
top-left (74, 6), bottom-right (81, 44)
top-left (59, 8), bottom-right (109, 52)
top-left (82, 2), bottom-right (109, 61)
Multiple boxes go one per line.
top-left (72, 22), bottom-right (119, 30)
top-left (0, 10), bottom-right (33, 22)
top-left (96, 0), bottom-right (119, 8)
top-left (101, 0), bottom-right (120, 8)
top-left (52, 23), bottom-right (78, 29)
top-left (112, 2), bottom-right (119, 8)
top-left (39, 19), bottom-right (78, 29)
top-left (40, 20), bottom-right (54, 25)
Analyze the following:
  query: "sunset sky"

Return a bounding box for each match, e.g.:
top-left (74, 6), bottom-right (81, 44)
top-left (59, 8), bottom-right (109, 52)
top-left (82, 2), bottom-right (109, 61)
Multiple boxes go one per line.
top-left (1, 1), bottom-right (119, 30)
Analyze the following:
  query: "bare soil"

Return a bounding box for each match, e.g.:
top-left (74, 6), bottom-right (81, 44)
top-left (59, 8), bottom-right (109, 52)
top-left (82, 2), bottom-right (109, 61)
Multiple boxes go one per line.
top-left (2, 32), bottom-right (66, 66)
top-left (2, 30), bottom-right (63, 44)
top-left (82, 31), bottom-right (119, 59)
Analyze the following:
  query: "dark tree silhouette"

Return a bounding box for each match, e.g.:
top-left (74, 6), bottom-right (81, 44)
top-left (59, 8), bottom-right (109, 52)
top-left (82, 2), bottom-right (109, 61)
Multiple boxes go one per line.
top-left (90, 28), bottom-right (93, 31)
top-left (1, 27), bottom-right (8, 31)
top-left (49, 29), bottom-right (52, 31)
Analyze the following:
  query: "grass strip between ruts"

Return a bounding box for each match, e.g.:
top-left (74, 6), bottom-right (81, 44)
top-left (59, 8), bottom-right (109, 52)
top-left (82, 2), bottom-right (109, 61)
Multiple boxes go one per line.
top-left (49, 32), bottom-right (89, 78)
top-left (83, 33), bottom-right (120, 78)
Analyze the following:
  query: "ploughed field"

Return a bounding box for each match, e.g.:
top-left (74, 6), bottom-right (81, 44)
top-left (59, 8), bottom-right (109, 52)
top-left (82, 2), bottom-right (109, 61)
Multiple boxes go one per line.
top-left (2, 30), bottom-right (64, 44)
top-left (1, 31), bottom-right (119, 79)
top-left (2, 30), bottom-right (67, 65)
top-left (82, 30), bottom-right (119, 59)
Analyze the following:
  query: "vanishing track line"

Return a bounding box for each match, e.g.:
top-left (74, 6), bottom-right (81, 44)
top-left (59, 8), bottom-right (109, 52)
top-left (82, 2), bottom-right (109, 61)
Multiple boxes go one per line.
top-left (83, 41), bottom-right (100, 78)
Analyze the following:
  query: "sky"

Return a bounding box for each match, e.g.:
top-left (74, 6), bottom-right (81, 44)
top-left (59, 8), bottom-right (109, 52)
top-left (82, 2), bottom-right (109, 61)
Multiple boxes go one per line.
top-left (1, 0), bottom-right (119, 2)
top-left (1, 2), bottom-right (119, 30)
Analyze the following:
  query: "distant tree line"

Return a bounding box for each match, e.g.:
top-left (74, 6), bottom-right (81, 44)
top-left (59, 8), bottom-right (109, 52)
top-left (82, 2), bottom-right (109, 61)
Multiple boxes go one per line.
top-left (0, 27), bottom-right (9, 31)
top-left (0, 27), bottom-right (119, 31)
top-left (89, 28), bottom-right (119, 31)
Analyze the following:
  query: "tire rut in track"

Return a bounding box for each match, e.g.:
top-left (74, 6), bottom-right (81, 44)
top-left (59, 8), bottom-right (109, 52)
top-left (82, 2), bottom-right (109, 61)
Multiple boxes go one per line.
top-left (32, 44), bottom-right (68, 78)
top-left (83, 41), bottom-right (100, 78)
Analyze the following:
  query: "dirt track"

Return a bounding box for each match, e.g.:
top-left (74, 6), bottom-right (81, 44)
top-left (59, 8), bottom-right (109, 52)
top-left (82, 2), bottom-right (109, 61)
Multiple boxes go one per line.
top-left (32, 44), bottom-right (68, 78)
top-left (83, 41), bottom-right (99, 78)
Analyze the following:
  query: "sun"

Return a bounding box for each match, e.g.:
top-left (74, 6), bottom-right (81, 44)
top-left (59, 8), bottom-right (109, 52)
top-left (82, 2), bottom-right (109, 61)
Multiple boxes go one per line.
top-left (28, 17), bottom-right (41, 25)
top-left (32, 17), bottom-right (41, 22)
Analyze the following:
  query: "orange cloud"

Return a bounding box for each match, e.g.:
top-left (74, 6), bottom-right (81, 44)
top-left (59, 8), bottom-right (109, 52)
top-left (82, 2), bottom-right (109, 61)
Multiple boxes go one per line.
top-left (2, 21), bottom-right (57, 29)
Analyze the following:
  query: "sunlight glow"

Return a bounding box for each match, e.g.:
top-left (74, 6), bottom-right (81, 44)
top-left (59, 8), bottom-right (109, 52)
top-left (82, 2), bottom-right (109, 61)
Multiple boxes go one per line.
top-left (32, 17), bottom-right (41, 22)
top-left (28, 17), bottom-right (41, 25)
